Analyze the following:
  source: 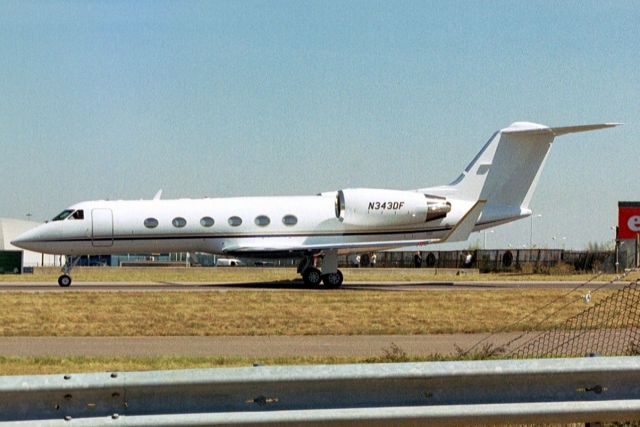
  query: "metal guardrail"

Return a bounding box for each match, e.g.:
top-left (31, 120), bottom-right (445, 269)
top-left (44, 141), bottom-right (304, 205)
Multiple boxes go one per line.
top-left (2, 357), bottom-right (640, 426)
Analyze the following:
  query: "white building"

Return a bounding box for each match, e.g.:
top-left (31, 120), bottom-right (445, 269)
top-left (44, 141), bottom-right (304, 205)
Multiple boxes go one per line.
top-left (0, 218), bottom-right (59, 267)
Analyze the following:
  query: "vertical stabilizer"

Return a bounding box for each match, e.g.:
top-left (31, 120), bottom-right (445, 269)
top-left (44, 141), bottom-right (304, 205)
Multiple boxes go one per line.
top-left (427, 122), bottom-right (619, 211)
top-left (449, 122), bottom-right (554, 208)
top-left (479, 123), bottom-right (555, 209)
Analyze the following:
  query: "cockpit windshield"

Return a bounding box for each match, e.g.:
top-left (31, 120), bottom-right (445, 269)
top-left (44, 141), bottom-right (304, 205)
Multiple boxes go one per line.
top-left (51, 209), bottom-right (84, 221)
top-left (70, 210), bottom-right (84, 220)
top-left (52, 209), bottom-right (85, 221)
top-left (52, 210), bottom-right (74, 221)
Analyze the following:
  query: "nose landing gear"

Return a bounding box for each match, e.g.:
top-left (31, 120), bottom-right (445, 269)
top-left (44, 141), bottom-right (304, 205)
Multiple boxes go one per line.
top-left (58, 256), bottom-right (79, 287)
top-left (58, 274), bottom-right (72, 287)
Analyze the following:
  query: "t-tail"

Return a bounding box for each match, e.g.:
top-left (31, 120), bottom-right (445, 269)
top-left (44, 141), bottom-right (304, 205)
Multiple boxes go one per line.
top-left (422, 121), bottom-right (620, 228)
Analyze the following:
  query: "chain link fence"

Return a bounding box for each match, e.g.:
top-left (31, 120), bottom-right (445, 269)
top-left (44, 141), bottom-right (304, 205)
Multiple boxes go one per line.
top-left (339, 249), bottom-right (617, 272)
top-left (455, 269), bottom-right (640, 359)
top-left (510, 279), bottom-right (640, 358)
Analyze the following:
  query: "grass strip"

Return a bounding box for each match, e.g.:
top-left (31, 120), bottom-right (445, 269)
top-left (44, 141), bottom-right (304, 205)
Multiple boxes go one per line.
top-left (0, 350), bottom-right (493, 376)
top-left (0, 289), bottom-right (620, 336)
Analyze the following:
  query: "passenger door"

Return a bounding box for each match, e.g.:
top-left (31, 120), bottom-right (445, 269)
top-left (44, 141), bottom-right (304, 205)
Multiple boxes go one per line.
top-left (91, 209), bottom-right (114, 247)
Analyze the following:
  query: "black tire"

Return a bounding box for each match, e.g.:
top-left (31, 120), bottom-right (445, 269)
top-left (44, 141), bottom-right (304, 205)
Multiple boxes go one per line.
top-left (322, 270), bottom-right (344, 288)
top-left (360, 254), bottom-right (370, 267)
top-left (425, 252), bottom-right (437, 267)
top-left (302, 267), bottom-right (322, 286)
top-left (58, 274), bottom-right (72, 287)
top-left (502, 251), bottom-right (514, 268)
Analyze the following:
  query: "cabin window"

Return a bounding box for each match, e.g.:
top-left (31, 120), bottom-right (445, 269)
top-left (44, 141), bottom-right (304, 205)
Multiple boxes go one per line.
top-left (255, 215), bottom-right (270, 227)
top-left (144, 218), bottom-right (159, 228)
top-left (52, 210), bottom-right (73, 221)
top-left (228, 216), bottom-right (242, 227)
top-left (69, 210), bottom-right (84, 220)
top-left (200, 216), bottom-right (215, 227)
top-left (172, 217), bottom-right (187, 228)
top-left (282, 214), bottom-right (298, 226)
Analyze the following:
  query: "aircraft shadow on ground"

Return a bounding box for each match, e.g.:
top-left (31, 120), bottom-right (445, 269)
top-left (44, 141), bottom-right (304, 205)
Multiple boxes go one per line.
top-left (196, 281), bottom-right (503, 290)
top-left (0, 281), bottom-right (504, 291)
top-left (199, 280), bottom-right (320, 290)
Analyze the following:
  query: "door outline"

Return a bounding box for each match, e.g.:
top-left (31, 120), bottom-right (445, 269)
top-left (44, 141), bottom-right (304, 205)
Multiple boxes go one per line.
top-left (91, 209), bottom-right (114, 247)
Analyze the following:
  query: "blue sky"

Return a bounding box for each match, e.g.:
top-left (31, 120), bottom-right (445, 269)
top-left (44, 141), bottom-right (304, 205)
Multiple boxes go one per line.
top-left (1, 1), bottom-right (638, 249)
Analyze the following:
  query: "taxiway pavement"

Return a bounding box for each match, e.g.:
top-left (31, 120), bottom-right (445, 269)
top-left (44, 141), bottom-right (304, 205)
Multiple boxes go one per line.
top-left (0, 334), bottom-right (530, 357)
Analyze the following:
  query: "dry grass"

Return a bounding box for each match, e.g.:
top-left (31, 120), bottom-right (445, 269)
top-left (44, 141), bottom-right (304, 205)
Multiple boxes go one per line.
top-left (0, 352), bottom-right (463, 376)
top-left (0, 266), bottom-right (626, 283)
top-left (0, 289), bottom-right (619, 336)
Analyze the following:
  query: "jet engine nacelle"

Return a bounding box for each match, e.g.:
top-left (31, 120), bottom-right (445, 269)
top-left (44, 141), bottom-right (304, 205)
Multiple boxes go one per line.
top-left (335, 188), bottom-right (451, 227)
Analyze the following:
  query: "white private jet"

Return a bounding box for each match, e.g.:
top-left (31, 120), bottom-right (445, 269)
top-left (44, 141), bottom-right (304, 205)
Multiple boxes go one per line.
top-left (12, 121), bottom-right (619, 287)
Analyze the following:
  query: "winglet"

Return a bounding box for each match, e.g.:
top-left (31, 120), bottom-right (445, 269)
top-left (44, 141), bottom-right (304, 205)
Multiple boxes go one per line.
top-left (440, 200), bottom-right (486, 243)
top-left (153, 189), bottom-right (163, 200)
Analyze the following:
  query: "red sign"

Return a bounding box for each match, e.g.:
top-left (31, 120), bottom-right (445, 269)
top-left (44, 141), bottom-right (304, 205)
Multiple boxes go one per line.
top-left (619, 206), bottom-right (640, 239)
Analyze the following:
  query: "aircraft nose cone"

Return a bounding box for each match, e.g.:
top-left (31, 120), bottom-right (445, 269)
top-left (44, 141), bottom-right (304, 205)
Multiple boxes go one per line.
top-left (11, 228), bottom-right (44, 251)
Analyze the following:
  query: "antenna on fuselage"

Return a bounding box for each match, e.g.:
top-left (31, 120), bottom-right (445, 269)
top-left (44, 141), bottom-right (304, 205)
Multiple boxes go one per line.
top-left (153, 189), bottom-right (163, 200)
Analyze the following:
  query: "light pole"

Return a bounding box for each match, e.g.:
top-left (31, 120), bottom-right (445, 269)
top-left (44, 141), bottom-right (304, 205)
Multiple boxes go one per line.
top-left (483, 230), bottom-right (494, 249)
top-left (552, 236), bottom-right (567, 250)
top-left (611, 225), bottom-right (619, 273)
top-left (529, 214), bottom-right (542, 248)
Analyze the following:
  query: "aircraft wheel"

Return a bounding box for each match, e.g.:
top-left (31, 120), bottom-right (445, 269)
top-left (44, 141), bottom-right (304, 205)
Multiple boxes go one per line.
top-left (322, 270), bottom-right (343, 288)
top-left (302, 268), bottom-right (322, 286)
top-left (58, 274), bottom-right (72, 287)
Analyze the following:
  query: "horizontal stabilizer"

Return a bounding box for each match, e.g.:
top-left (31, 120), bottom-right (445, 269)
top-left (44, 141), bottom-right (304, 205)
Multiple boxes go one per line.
top-left (439, 200), bottom-right (486, 243)
top-left (502, 122), bottom-right (621, 136)
top-left (548, 123), bottom-right (621, 136)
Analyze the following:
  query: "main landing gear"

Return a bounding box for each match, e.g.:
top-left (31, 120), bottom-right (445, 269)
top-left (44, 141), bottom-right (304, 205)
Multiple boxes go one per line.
top-left (58, 256), bottom-right (79, 287)
top-left (298, 250), bottom-right (344, 289)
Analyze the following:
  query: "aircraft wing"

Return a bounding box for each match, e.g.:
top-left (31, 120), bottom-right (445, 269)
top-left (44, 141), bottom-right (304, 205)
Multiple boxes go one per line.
top-left (222, 238), bottom-right (443, 256)
top-left (223, 200), bottom-right (486, 255)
